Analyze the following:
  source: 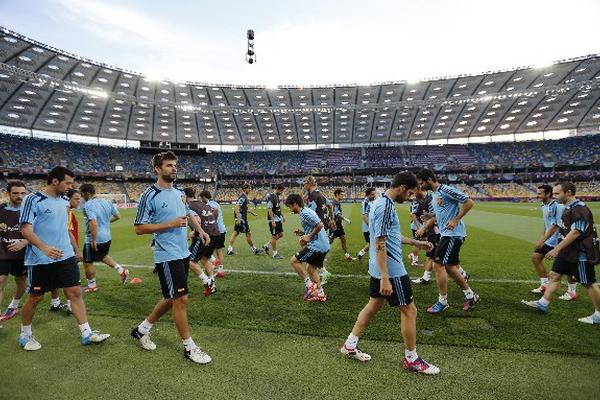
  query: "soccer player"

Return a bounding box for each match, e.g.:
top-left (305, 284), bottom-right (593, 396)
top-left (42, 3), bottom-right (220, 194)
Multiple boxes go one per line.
top-left (79, 183), bottom-right (128, 292)
top-left (285, 193), bottom-right (330, 302)
top-left (19, 166), bottom-right (109, 351)
top-left (227, 183), bottom-right (263, 255)
top-left (412, 187), bottom-right (439, 285)
top-left (131, 151), bottom-right (212, 364)
top-left (206, 193), bottom-right (226, 278)
top-left (328, 189), bottom-right (355, 261)
top-left (0, 181), bottom-right (28, 323)
top-left (49, 188), bottom-right (81, 314)
top-left (416, 169), bottom-right (480, 314)
top-left (263, 184), bottom-right (286, 260)
top-left (408, 192), bottom-right (426, 267)
top-left (340, 172), bottom-right (439, 375)
top-left (304, 176), bottom-right (335, 283)
top-left (357, 188), bottom-right (377, 262)
top-left (522, 182), bottom-right (600, 325)
top-left (184, 188), bottom-right (217, 297)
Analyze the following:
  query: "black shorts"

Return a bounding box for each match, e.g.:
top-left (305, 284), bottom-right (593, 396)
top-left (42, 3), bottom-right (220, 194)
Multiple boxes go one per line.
top-left (0, 259), bottom-right (26, 277)
top-left (27, 257), bottom-right (80, 296)
top-left (213, 233), bottom-right (226, 249)
top-left (411, 229), bottom-right (418, 238)
top-left (269, 221), bottom-right (284, 236)
top-left (363, 232), bottom-right (370, 243)
top-left (83, 241), bottom-right (111, 263)
top-left (329, 225), bottom-right (345, 240)
top-left (534, 243), bottom-right (554, 256)
top-left (234, 219), bottom-right (250, 233)
top-left (369, 275), bottom-right (414, 307)
top-left (155, 258), bottom-right (189, 299)
top-left (295, 247), bottom-right (328, 269)
top-left (552, 257), bottom-right (596, 285)
top-left (426, 233), bottom-right (441, 259)
top-left (433, 236), bottom-right (464, 266)
top-left (189, 235), bottom-right (217, 262)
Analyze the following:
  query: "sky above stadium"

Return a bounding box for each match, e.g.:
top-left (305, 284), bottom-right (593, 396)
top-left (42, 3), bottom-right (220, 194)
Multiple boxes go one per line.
top-left (1, 0), bottom-right (599, 86)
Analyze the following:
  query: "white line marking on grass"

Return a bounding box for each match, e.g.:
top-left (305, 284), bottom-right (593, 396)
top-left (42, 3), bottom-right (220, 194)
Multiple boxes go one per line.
top-left (122, 264), bottom-right (541, 284)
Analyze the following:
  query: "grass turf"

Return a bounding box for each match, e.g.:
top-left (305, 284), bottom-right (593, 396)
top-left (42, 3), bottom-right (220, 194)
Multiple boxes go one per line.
top-left (1, 200), bottom-right (599, 399)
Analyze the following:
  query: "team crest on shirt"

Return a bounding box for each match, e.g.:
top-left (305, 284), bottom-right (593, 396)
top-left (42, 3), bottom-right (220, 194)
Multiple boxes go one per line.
top-left (437, 197), bottom-right (443, 206)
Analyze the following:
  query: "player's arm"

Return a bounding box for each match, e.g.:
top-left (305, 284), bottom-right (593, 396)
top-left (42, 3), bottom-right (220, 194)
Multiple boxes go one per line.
top-left (89, 219), bottom-right (99, 250)
top-left (69, 231), bottom-right (82, 261)
top-left (417, 215), bottom-right (436, 238)
top-left (187, 212), bottom-right (210, 245)
top-left (110, 214), bottom-right (120, 223)
top-left (402, 235), bottom-right (433, 251)
top-left (375, 237), bottom-right (393, 295)
top-left (234, 204), bottom-right (241, 224)
top-left (410, 213), bottom-right (422, 228)
top-left (362, 213), bottom-right (369, 225)
top-left (300, 221), bottom-right (323, 245)
top-left (134, 218), bottom-right (188, 235)
top-left (546, 219), bottom-right (587, 259)
top-left (536, 226), bottom-right (557, 249)
top-left (21, 224), bottom-right (63, 259)
top-left (447, 198), bottom-right (474, 230)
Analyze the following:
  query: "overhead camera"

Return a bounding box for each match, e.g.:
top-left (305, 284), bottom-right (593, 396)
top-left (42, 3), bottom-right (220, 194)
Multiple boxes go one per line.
top-left (246, 29), bottom-right (256, 64)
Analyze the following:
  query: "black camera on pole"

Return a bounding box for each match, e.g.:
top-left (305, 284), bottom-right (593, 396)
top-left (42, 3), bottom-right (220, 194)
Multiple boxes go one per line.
top-left (246, 29), bottom-right (256, 64)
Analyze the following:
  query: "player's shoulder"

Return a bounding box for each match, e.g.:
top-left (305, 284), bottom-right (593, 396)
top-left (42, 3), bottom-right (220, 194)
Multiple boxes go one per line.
top-left (24, 191), bottom-right (45, 203)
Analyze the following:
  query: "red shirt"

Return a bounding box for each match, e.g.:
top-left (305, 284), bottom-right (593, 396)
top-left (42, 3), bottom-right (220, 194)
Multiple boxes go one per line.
top-left (68, 209), bottom-right (79, 247)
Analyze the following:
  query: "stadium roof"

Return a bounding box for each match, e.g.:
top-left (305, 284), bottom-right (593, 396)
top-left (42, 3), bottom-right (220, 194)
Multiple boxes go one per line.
top-left (1, 26), bottom-right (600, 147)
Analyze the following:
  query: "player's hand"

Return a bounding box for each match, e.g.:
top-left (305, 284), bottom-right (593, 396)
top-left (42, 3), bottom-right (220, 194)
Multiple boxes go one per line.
top-left (380, 277), bottom-right (393, 296)
top-left (299, 235), bottom-right (311, 246)
top-left (188, 231), bottom-right (195, 240)
top-left (545, 248), bottom-right (559, 260)
top-left (416, 240), bottom-right (433, 251)
top-left (43, 245), bottom-right (64, 260)
top-left (415, 228), bottom-right (426, 239)
top-left (235, 219), bottom-right (241, 226)
top-left (170, 216), bottom-right (188, 228)
top-left (271, 220), bottom-right (276, 228)
top-left (7, 239), bottom-right (27, 252)
top-left (294, 229), bottom-right (304, 236)
top-left (75, 251), bottom-right (83, 262)
top-left (200, 231), bottom-right (211, 246)
top-left (91, 240), bottom-right (98, 251)
top-left (446, 219), bottom-right (458, 230)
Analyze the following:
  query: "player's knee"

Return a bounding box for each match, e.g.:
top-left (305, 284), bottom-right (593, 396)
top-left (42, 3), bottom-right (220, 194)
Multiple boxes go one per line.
top-left (400, 302), bottom-right (417, 317)
top-left (64, 287), bottom-right (81, 299)
top-left (30, 294), bottom-right (44, 303)
top-left (548, 271), bottom-right (561, 282)
top-left (174, 295), bottom-right (189, 306)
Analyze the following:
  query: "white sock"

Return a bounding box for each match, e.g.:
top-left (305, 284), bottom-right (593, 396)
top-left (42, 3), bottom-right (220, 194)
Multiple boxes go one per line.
top-left (539, 297), bottom-right (550, 306)
top-left (87, 279), bottom-right (97, 288)
top-left (199, 272), bottom-right (210, 284)
top-left (458, 266), bottom-right (467, 277)
top-left (79, 322), bottom-right (92, 337)
top-left (67, 300), bottom-right (72, 311)
top-left (115, 264), bottom-right (124, 274)
top-left (264, 242), bottom-right (272, 249)
top-left (273, 250), bottom-right (279, 256)
top-left (228, 246), bottom-right (233, 252)
top-left (345, 252), bottom-right (351, 258)
top-left (8, 298), bottom-right (21, 309)
top-left (594, 310), bottom-right (600, 318)
top-left (345, 333), bottom-right (359, 349)
top-left (210, 256), bottom-right (217, 262)
top-left (438, 294), bottom-right (448, 305)
top-left (138, 319), bottom-right (153, 335)
top-left (317, 288), bottom-right (325, 296)
top-left (463, 288), bottom-right (474, 299)
top-left (51, 297), bottom-right (61, 307)
top-left (567, 283), bottom-right (577, 294)
top-left (541, 277), bottom-right (549, 286)
top-left (304, 277), bottom-right (312, 288)
top-left (183, 337), bottom-right (197, 351)
top-left (423, 271), bottom-right (432, 281)
top-left (358, 249), bottom-right (365, 257)
top-left (405, 348), bottom-right (418, 362)
top-left (21, 324), bottom-right (32, 338)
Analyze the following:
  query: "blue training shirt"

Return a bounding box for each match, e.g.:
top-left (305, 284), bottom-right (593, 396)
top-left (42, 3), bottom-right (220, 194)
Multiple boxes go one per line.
top-left (83, 197), bottom-right (119, 244)
top-left (431, 184), bottom-right (469, 238)
top-left (134, 184), bottom-right (194, 263)
top-left (208, 199), bottom-right (227, 234)
top-left (541, 199), bottom-right (564, 248)
top-left (361, 198), bottom-right (372, 233)
top-left (20, 192), bottom-right (75, 266)
top-left (368, 194), bottom-right (407, 279)
top-left (299, 207), bottom-right (330, 253)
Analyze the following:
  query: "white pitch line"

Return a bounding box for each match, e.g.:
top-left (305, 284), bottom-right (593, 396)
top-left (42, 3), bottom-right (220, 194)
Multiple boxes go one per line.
top-left (122, 263), bottom-right (541, 284)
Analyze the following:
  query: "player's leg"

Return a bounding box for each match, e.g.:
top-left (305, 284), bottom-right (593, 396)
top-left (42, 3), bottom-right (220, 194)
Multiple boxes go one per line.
top-left (246, 231), bottom-right (262, 254)
top-left (446, 264), bottom-right (479, 311)
top-left (0, 274), bottom-right (7, 311)
top-left (531, 246), bottom-right (549, 293)
top-left (227, 231), bottom-right (239, 254)
top-left (101, 253), bottom-right (129, 284)
top-left (341, 295), bottom-right (385, 361)
top-left (413, 257), bottom-right (433, 285)
top-left (306, 264), bottom-right (326, 301)
top-left (578, 282), bottom-right (600, 324)
top-left (2, 273), bottom-right (27, 320)
top-left (200, 257), bottom-right (217, 297)
top-left (340, 235), bottom-right (354, 261)
top-left (559, 275), bottom-right (579, 301)
top-left (172, 294), bottom-right (212, 364)
top-left (427, 262), bottom-right (449, 314)
top-left (523, 269), bottom-right (562, 313)
top-left (399, 302), bottom-right (439, 374)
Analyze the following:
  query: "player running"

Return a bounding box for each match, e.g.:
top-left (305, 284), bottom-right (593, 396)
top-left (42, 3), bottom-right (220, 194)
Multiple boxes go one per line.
top-left (206, 193), bottom-right (226, 278)
top-left (227, 183), bottom-right (263, 255)
top-left (263, 184), bottom-right (286, 260)
top-left (329, 189), bottom-right (355, 261)
top-left (357, 188), bottom-right (377, 263)
top-left (285, 193), bottom-right (330, 302)
top-left (340, 172), bottom-right (439, 375)
top-left (0, 181), bottom-right (28, 323)
top-left (416, 169), bottom-right (480, 314)
top-left (18, 166), bottom-right (109, 351)
top-left (79, 183), bottom-right (129, 292)
top-left (131, 151), bottom-right (212, 364)
top-left (522, 182), bottom-right (600, 325)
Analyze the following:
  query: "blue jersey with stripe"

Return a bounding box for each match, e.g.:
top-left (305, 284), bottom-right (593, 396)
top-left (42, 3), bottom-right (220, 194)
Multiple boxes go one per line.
top-left (541, 200), bottom-right (564, 248)
top-left (83, 197), bottom-right (119, 244)
top-left (431, 184), bottom-right (469, 238)
top-left (20, 192), bottom-right (75, 266)
top-left (208, 199), bottom-right (226, 234)
top-left (134, 184), bottom-right (194, 263)
top-left (368, 195), bottom-right (406, 279)
top-left (361, 198), bottom-right (372, 233)
top-left (299, 207), bottom-right (330, 253)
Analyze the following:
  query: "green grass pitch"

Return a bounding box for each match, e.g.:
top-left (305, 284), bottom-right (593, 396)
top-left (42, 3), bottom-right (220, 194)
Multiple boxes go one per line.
top-left (2, 201), bottom-right (599, 399)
